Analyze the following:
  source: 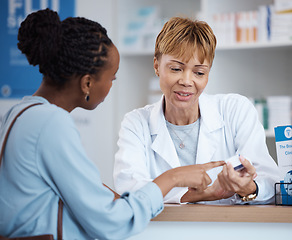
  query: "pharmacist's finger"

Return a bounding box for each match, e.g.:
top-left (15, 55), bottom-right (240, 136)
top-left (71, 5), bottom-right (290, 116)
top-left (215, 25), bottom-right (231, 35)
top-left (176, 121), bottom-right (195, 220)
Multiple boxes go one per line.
top-left (226, 161), bottom-right (241, 181)
top-left (239, 156), bottom-right (257, 178)
top-left (220, 163), bottom-right (239, 191)
top-left (217, 165), bottom-right (232, 190)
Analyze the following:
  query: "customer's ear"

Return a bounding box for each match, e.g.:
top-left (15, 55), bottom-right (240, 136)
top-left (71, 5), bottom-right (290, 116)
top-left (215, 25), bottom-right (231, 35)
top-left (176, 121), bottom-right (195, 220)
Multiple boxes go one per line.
top-left (80, 74), bottom-right (92, 94)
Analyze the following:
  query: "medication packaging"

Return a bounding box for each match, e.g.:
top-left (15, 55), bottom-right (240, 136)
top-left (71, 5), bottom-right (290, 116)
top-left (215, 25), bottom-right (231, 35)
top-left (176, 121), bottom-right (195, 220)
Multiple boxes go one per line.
top-left (225, 154), bottom-right (245, 171)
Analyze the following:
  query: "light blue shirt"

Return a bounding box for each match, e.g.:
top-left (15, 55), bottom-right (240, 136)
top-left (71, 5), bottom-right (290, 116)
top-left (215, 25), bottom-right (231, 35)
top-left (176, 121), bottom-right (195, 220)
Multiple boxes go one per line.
top-left (0, 96), bottom-right (163, 239)
top-left (166, 118), bottom-right (200, 166)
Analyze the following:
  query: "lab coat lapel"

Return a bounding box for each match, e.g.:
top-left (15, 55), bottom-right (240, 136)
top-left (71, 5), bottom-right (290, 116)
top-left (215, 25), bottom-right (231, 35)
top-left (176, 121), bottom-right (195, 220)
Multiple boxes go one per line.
top-left (196, 94), bottom-right (225, 164)
top-left (149, 97), bottom-right (181, 169)
top-left (196, 124), bottom-right (218, 164)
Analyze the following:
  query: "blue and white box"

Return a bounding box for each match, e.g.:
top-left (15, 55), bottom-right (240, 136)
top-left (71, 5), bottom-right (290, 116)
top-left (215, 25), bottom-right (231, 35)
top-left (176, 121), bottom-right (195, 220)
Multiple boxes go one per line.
top-left (274, 125), bottom-right (292, 204)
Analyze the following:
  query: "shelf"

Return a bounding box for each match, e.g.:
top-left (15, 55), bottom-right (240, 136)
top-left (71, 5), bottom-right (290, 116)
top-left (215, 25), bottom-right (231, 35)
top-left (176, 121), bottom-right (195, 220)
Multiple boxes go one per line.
top-left (120, 41), bottom-right (292, 56)
top-left (217, 41), bottom-right (292, 50)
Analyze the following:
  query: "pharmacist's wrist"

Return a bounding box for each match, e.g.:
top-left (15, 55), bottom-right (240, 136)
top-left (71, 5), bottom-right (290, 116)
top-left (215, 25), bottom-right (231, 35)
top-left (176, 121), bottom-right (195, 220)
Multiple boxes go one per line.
top-left (237, 180), bottom-right (258, 200)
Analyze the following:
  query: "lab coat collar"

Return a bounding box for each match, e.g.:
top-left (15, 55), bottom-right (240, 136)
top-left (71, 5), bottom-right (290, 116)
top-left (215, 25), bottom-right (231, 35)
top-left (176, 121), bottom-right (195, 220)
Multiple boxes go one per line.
top-left (149, 93), bottom-right (224, 134)
top-left (149, 93), bottom-right (225, 167)
top-left (149, 95), bottom-right (165, 135)
top-left (197, 93), bottom-right (225, 164)
top-left (198, 93), bottom-right (225, 132)
top-left (149, 96), bottom-right (180, 168)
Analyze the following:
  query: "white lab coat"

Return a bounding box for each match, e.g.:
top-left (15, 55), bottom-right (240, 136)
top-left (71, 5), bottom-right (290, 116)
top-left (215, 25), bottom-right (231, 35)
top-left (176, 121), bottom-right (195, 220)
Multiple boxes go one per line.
top-left (114, 93), bottom-right (281, 204)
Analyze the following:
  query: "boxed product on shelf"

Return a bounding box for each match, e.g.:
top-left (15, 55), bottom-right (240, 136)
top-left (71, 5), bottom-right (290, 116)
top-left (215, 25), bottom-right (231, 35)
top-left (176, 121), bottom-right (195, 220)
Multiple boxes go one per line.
top-left (212, 12), bottom-right (236, 45)
top-left (236, 11), bottom-right (258, 43)
top-left (258, 5), bottom-right (272, 42)
top-left (271, 11), bottom-right (292, 42)
top-left (274, 0), bottom-right (292, 13)
top-left (211, 11), bottom-right (258, 45)
top-left (211, 2), bottom-right (292, 45)
top-left (258, 4), bottom-right (292, 42)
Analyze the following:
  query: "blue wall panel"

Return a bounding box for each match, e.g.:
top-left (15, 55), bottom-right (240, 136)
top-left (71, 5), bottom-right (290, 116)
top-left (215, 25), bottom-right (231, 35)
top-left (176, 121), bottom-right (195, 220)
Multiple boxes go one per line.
top-left (0, 0), bottom-right (75, 98)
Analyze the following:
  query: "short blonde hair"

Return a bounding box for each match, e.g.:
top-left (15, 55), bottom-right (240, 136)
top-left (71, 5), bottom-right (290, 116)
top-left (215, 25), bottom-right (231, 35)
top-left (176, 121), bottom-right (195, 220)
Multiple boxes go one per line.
top-left (154, 17), bottom-right (217, 66)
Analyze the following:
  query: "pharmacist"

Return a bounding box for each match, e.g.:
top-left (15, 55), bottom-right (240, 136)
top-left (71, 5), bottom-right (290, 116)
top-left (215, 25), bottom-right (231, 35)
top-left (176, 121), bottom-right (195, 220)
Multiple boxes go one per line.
top-left (113, 17), bottom-right (281, 204)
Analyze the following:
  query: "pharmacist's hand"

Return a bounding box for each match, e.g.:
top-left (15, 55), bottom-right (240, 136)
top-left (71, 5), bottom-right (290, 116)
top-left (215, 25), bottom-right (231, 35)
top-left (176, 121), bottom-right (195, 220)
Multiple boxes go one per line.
top-left (206, 178), bottom-right (235, 199)
top-left (217, 156), bottom-right (257, 197)
top-left (181, 178), bottom-right (234, 203)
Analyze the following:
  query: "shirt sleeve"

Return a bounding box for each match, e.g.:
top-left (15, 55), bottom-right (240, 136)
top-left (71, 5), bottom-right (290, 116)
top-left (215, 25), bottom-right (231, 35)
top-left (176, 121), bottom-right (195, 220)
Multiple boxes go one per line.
top-left (36, 110), bottom-right (164, 239)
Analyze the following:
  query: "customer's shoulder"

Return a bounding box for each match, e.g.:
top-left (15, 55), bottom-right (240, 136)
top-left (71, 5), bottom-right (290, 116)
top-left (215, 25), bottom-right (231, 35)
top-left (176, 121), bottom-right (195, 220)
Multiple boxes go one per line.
top-left (37, 103), bottom-right (71, 120)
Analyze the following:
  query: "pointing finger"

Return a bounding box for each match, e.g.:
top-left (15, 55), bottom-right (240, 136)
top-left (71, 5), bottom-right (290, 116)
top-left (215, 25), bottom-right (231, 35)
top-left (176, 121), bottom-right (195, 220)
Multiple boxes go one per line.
top-left (202, 161), bottom-right (226, 171)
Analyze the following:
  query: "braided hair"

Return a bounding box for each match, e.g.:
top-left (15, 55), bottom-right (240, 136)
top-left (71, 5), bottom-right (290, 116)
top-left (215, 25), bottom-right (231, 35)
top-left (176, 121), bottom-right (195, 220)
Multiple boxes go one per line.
top-left (17, 8), bottom-right (113, 87)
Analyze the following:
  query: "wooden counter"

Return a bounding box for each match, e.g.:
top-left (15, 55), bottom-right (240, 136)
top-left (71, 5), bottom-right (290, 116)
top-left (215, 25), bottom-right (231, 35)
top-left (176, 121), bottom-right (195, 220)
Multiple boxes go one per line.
top-left (152, 204), bottom-right (292, 223)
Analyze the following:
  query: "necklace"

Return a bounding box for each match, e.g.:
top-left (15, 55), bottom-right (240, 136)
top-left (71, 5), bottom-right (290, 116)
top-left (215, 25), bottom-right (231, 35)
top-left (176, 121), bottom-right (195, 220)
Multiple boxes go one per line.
top-left (167, 119), bottom-right (199, 149)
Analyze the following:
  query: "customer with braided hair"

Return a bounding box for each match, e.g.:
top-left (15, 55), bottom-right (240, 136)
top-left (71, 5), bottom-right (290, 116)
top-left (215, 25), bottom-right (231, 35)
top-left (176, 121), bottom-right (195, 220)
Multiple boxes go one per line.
top-left (0, 9), bottom-right (224, 239)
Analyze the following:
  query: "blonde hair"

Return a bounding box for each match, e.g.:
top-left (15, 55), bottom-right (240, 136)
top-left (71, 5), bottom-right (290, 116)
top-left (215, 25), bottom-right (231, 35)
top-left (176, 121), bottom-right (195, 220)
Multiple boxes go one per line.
top-left (154, 17), bottom-right (217, 66)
